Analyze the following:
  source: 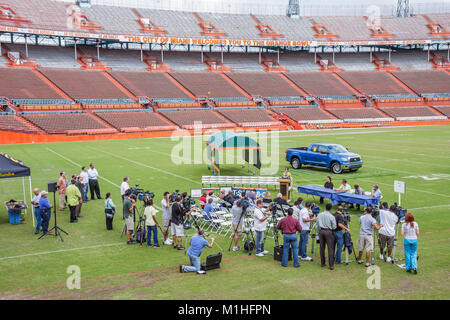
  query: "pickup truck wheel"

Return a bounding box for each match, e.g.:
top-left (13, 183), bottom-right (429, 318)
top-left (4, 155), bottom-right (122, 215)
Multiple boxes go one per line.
top-left (331, 162), bottom-right (343, 174)
top-left (291, 157), bottom-right (302, 169)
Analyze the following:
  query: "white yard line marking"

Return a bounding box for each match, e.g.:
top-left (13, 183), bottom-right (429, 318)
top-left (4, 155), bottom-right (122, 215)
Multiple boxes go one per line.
top-left (364, 154), bottom-right (450, 169)
top-left (46, 147), bottom-right (121, 188)
top-left (87, 147), bottom-right (200, 185)
top-left (408, 204), bottom-right (450, 211)
top-left (354, 146), bottom-right (450, 160)
top-left (0, 243), bottom-right (124, 261)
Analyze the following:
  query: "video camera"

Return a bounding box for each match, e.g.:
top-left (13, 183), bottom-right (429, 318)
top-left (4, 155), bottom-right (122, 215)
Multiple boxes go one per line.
top-left (182, 195), bottom-right (195, 211)
top-left (169, 190), bottom-right (180, 203)
top-left (391, 202), bottom-right (407, 219)
top-left (342, 204), bottom-right (351, 225)
top-left (129, 184), bottom-right (154, 202)
top-left (311, 204), bottom-right (320, 217)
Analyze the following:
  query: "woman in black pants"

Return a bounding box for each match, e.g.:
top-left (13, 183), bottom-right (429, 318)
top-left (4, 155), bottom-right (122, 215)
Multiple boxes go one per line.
top-left (104, 192), bottom-right (116, 230)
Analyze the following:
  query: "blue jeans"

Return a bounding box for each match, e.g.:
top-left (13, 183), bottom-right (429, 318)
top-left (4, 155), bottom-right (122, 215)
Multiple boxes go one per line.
top-left (283, 234), bottom-right (300, 267)
top-left (184, 253), bottom-right (201, 272)
top-left (404, 239), bottom-right (418, 271)
top-left (333, 231), bottom-right (344, 264)
top-left (83, 184), bottom-right (88, 201)
top-left (299, 230), bottom-right (310, 258)
top-left (255, 231), bottom-right (265, 254)
top-left (34, 207), bottom-right (42, 232)
top-left (40, 210), bottom-right (51, 234)
top-left (146, 225), bottom-right (159, 246)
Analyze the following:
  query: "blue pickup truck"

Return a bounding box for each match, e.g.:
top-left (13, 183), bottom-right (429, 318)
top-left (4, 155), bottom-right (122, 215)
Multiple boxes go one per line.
top-left (285, 143), bottom-right (363, 174)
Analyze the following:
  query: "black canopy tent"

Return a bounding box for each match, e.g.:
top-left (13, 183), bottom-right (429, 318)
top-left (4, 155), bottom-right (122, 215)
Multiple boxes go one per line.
top-left (0, 152), bottom-right (33, 226)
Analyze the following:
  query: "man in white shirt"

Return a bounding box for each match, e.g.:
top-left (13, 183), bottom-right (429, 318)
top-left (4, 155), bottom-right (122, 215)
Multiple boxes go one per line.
top-left (87, 163), bottom-right (101, 200)
top-left (253, 199), bottom-right (272, 257)
top-left (371, 184), bottom-right (382, 199)
top-left (31, 188), bottom-right (42, 234)
top-left (298, 201), bottom-right (316, 261)
top-left (378, 205), bottom-right (399, 262)
top-left (120, 177), bottom-right (130, 199)
top-left (161, 192), bottom-right (173, 245)
top-left (79, 166), bottom-right (89, 202)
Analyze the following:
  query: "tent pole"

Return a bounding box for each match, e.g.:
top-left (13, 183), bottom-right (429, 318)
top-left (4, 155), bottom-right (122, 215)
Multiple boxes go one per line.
top-left (29, 176), bottom-right (35, 228)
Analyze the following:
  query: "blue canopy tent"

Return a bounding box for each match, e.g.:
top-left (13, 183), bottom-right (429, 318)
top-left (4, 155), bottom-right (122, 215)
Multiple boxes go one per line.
top-left (206, 131), bottom-right (261, 175)
top-left (0, 152), bottom-right (33, 226)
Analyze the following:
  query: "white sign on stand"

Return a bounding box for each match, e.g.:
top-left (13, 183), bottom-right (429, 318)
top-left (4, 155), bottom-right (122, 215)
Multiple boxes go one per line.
top-left (394, 180), bottom-right (406, 205)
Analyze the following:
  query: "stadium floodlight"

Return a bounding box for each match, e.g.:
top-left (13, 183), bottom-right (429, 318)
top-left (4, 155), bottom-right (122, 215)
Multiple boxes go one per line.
top-left (287, 0), bottom-right (300, 19)
top-left (396, 0), bottom-right (410, 18)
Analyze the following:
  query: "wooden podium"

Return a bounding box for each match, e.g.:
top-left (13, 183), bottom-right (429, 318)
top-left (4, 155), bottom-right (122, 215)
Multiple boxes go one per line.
top-left (277, 178), bottom-right (291, 200)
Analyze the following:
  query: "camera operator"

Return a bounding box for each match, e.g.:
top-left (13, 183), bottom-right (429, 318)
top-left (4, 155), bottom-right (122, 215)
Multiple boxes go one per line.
top-left (123, 193), bottom-right (137, 245)
top-left (253, 199), bottom-right (272, 257)
top-left (273, 193), bottom-right (289, 206)
top-left (357, 208), bottom-right (382, 267)
top-left (231, 200), bottom-right (244, 251)
top-left (180, 228), bottom-right (214, 275)
top-left (171, 195), bottom-right (191, 250)
top-left (277, 207), bottom-right (302, 268)
top-left (378, 205), bottom-right (399, 262)
top-left (316, 203), bottom-right (337, 270)
top-left (298, 201), bottom-right (316, 261)
top-left (333, 206), bottom-right (350, 265)
top-left (161, 192), bottom-right (173, 245)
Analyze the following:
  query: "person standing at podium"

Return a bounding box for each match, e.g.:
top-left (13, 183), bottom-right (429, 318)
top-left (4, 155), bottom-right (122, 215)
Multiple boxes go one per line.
top-left (282, 167), bottom-right (293, 190)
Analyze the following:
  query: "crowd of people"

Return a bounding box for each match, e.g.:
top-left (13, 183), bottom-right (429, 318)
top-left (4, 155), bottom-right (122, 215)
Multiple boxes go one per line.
top-left (30, 168), bottom-right (419, 275)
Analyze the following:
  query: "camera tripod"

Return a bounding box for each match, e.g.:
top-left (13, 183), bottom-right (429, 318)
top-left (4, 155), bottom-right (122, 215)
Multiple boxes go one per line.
top-left (121, 198), bottom-right (146, 239)
top-left (309, 220), bottom-right (317, 261)
top-left (38, 190), bottom-right (68, 242)
top-left (227, 205), bottom-right (247, 252)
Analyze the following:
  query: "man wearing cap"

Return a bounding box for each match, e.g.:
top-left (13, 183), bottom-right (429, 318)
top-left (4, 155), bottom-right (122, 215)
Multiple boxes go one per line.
top-left (180, 229), bottom-right (215, 274)
top-left (38, 191), bottom-right (52, 236)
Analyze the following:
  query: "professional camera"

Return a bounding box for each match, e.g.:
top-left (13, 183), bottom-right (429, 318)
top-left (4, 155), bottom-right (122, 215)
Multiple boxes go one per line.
top-left (391, 202), bottom-right (407, 219)
top-left (182, 195), bottom-right (196, 211)
top-left (169, 190), bottom-right (180, 203)
top-left (311, 204), bottom-right (320, 217)
top-left (369, 205), bottom-right (380, 220)
top-left (342, 205), bottom-right (351, 226)
top-left (130, 184), bottom-right (154, 202)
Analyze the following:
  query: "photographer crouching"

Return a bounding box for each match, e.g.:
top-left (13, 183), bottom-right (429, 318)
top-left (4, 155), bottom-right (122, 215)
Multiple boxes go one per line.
top-left (180, 228), bottom-right (214, 275)
top-left (171, 195), bottom-right (191, 250)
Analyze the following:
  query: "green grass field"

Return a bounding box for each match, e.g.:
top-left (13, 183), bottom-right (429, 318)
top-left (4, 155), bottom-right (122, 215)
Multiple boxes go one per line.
top-left (0, 125), bottom-right (449, 300)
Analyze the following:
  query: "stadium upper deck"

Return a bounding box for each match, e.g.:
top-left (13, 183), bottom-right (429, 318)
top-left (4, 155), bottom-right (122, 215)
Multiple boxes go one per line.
top-left (1, 0), bottom-right (449, 46)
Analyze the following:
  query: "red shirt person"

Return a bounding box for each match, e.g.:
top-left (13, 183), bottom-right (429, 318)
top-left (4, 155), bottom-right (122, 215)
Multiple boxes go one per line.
top-left (277, 207), bottom-right (302, 267)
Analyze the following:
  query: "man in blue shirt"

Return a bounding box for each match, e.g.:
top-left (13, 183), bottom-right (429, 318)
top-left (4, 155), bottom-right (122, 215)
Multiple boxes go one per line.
top-left (38, 191), bottom-right (53, 236)
top-left (203, 197), bottom-right (214, 220)
top-left (371, 184), bottom-right (382, 199)
top-left (180, 229), bottom-right (215, 274)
